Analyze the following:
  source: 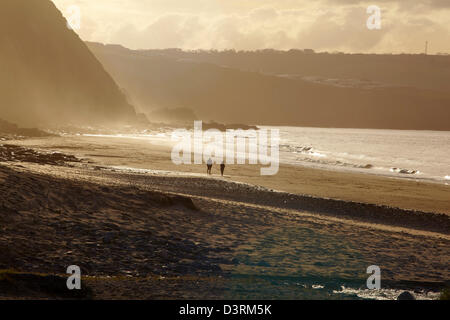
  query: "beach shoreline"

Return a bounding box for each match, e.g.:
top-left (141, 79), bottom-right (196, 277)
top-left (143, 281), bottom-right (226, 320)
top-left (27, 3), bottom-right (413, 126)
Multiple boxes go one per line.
top-left (9, 134), bottom-right (450, 215)
top-left (1, 135), bottom-right (449, 299)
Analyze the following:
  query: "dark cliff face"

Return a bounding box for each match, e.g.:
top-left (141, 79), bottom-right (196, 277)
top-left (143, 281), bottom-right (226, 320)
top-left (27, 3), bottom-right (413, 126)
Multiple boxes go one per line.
top-left (87, 42), bottom-right (450, 131)
top-left (0, 0), bottom-right (136, 127)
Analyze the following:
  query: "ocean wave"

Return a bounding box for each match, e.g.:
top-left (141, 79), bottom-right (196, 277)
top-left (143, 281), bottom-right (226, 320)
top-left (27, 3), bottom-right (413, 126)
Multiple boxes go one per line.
top-left (282, 145), bottom-right (423, 177)
top-left (294, 156), bottom-right (373, 170)
top-left (333, 286), bottom-right (440, 300)
top-left (280, 144), bottom-right (327, 158)
top-left (390, 168), bottom-right (420, 175)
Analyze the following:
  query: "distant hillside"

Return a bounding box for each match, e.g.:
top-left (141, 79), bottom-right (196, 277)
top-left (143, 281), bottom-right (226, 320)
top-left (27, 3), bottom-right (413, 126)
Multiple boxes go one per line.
top-left (127, 48), bottom-right (450, 92)
top-left (87, 42), bottom-right (450, 130)
top-left (0, 0), bottom-right (137, 127)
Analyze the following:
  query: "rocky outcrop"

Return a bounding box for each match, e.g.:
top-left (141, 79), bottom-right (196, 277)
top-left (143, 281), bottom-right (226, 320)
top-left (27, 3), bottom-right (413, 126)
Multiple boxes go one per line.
top-left (0, 119), bottom-right (52, 138)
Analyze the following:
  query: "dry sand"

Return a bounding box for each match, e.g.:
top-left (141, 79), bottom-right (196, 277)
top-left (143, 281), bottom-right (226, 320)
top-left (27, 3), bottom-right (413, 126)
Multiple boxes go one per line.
top-left (1, 135), bottom-right (449, 299)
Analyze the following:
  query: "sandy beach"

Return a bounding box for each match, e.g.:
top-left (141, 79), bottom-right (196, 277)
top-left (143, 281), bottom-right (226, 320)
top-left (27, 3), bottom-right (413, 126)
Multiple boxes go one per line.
top-left (13, 134), bottom-right (450, 215)
top-left (0, 135), bottom-right (449, 299)
top-left (3, 0), bottom-right (450, 305)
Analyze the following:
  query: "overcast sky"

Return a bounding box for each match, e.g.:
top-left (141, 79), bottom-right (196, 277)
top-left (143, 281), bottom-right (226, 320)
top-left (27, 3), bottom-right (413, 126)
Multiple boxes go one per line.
top-left (52, 0), bottom-right (450, 54)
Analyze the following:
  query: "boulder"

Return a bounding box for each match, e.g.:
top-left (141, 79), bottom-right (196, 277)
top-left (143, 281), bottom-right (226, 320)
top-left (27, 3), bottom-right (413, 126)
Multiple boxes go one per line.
top-left (397, 291), bottom-right (416, 300)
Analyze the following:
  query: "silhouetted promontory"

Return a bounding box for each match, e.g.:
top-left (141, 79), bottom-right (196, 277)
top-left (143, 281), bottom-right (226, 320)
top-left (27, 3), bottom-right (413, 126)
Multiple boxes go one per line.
top-left (0, 0), bottom-right (138, 127)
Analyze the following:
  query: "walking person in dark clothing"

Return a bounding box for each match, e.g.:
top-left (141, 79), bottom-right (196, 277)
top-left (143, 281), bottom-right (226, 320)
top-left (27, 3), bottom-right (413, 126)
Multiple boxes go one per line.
top-left (220, 161), bottom-right (225, 176)
top-left (207, 157), bottom-right (213, 175)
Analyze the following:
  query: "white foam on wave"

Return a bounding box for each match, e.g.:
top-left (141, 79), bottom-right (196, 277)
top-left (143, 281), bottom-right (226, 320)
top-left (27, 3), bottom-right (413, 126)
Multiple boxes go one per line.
top-left (109, 165), bottom-right (203, 177)
top-left (281, 145), bottom-right (327, 158)
top-left (390, 168), bottom-right (420, 175)
top-left (333, 286), bottom-right (440, 300)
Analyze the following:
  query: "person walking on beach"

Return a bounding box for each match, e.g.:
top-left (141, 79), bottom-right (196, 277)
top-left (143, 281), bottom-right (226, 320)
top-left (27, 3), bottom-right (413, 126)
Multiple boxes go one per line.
top-left (220, 161), bottom-right (225, 176)
top-left (207, 157), bottom-right (213, 175)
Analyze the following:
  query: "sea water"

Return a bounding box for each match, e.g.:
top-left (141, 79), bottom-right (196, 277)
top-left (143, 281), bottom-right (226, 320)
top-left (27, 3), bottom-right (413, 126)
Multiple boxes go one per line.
top-left (269, 126), bottom-right (450, 183)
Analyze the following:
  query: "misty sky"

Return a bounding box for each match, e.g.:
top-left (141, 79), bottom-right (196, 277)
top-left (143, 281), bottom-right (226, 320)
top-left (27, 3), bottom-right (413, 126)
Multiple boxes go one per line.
top-left (52, 0), bottom-right (450, 54)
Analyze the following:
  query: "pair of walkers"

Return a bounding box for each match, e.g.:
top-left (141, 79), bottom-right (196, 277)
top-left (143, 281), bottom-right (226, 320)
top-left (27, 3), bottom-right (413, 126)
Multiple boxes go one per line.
top-left (207, 158), bottom-right (225, 176)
